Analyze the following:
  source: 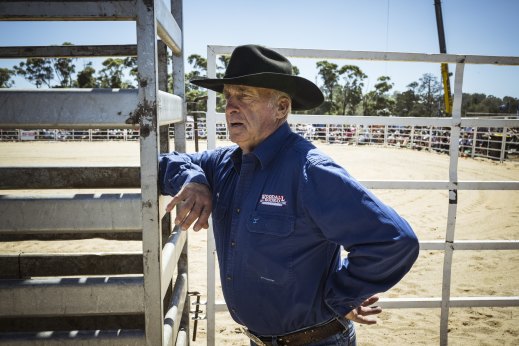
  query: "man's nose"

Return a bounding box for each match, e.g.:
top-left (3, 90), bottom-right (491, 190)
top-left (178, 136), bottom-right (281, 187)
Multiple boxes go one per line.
top-left (225, 97), bottom-right (238, 114)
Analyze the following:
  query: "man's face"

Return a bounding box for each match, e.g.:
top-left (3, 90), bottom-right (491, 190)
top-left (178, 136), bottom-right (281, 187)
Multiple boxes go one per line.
top-left (223, 85), bottom-right (282, 153)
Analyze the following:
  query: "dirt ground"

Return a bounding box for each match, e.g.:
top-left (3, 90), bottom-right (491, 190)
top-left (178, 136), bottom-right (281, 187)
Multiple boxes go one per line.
top-left (0, 140), bottom-right (517, 345)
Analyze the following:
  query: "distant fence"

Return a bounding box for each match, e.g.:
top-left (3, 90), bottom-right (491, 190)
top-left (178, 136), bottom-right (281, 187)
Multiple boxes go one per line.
top-left (3, 115), bottom-right (518, 162)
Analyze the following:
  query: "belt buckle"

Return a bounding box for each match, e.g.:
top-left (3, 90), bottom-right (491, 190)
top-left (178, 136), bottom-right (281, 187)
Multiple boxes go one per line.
top-left (242, 327), bottom-right (268, 346)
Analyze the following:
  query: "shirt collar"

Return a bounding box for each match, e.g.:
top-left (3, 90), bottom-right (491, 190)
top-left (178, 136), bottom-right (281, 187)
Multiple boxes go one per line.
top-left (253, 122), bottom-right (292, 170)
top-left (230, 122), bottom-right (292, 171)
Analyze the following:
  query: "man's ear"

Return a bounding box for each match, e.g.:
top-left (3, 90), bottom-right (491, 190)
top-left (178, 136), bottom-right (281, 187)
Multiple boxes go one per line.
top-left (276, 97), bottom-right (290, 119)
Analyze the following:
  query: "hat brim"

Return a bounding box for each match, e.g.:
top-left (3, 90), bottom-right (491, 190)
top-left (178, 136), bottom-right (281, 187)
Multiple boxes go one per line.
top-left (190, 72), bottom-right (324, 111)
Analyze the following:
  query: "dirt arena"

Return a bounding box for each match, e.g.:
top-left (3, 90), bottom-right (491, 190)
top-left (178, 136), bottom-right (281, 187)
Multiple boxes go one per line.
top-left (0, 140), bottom-right (517, 345)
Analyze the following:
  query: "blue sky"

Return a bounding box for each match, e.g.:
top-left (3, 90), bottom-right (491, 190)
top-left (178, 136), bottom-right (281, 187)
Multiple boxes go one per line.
top-left (1, 0), bottom-right (518, 98)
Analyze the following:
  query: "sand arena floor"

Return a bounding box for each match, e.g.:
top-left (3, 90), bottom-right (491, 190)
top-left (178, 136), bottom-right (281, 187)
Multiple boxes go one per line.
top-left (0, 140), bottom-right (517, 345)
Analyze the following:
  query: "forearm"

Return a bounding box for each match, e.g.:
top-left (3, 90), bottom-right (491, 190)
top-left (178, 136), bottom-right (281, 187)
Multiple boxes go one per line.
top-left (159, 152), bottom-right (210, 196)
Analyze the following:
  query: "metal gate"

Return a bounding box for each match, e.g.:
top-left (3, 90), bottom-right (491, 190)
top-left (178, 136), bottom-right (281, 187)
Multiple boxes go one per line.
top-left (0, 1), bottom-right (188, 345)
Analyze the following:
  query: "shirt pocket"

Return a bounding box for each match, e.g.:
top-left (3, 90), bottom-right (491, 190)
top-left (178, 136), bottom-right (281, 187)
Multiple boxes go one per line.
top-left (244, 212), bottom-right (296, 286)
top-left (247, 211), bottom-right (295, 237)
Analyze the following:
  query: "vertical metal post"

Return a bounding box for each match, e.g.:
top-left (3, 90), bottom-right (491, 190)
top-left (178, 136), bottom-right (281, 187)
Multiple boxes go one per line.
top-left (500, 127), bottom-right (508, 162)
top-left (429, 126), bottom-right (433, 151)
top-left (440, 61), bottom-right (464, 346)
top-left (471, 127), bottom-right (477, 158)
top-left (158, 40), bottom-right (170, 155)
top-left (171, 1), bottom-right (189, 342)
top-left (206, 45), bottom-right (218, 346)
top-left (172, 0), bottom-right (186, 154)
top-left (207, 46), bottom-right (218, 150)
top-left (137, 0), bottom-right (163, 345)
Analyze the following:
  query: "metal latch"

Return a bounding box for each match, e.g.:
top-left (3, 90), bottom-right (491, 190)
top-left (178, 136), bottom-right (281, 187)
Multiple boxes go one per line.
top-left (188, 291), bottom-right (206, 341)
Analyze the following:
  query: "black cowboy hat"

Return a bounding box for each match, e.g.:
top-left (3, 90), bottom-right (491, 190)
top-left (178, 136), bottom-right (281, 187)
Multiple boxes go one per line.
top-left (190, 44), bottom-right (324, 111)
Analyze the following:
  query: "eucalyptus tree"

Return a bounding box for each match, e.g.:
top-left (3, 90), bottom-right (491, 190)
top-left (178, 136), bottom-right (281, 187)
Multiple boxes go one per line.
top-left (97, 58), bottom-right (135, 88)
top-left (0, 68), bottom-right (15, 88)
top-left (363, 76), bottom-right (394, 116)
top-left (12, 42), bottom-right (76, 88)
top-left (74, 62), bottom-right (97, 88)
top-left (417, 73), bottom-right (442, 116)
top-left (394, 82), bottom-right (420, 116)
top-left (315, 60), bottom-right (340, 114)
top-left (14, 58), bottom-right (54, 88)
top-left (339, 65), bottom-right (366, 115)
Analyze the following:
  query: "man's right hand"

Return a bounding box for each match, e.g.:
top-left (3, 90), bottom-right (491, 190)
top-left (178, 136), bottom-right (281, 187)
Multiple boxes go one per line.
top-left (165, 182), bottom-right (212, 232)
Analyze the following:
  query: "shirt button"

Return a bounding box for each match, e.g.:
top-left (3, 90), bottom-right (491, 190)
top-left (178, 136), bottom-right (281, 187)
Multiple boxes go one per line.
top-left (226, 276), bottom-right (232, 281)
top-left (235, 208), bottom-right (240, 214)
top-left (231, 241), bottom-right (236, 247)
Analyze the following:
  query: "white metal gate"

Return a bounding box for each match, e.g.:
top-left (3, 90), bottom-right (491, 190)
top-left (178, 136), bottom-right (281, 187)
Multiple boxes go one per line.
top-left (203, 45), bottom-right (519, 346)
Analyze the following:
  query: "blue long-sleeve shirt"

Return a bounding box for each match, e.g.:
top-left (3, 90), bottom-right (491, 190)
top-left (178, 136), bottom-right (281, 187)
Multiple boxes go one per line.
top-left (159, 122), bottom-right (419, 336)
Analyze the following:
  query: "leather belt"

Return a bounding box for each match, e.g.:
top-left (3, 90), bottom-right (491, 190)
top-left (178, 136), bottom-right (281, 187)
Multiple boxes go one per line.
top-left (243, 318), bottom-right (347, 346)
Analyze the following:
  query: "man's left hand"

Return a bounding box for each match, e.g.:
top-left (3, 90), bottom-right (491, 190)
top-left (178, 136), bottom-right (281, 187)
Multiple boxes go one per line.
top-left (345, 295), bottom-right (382, 325)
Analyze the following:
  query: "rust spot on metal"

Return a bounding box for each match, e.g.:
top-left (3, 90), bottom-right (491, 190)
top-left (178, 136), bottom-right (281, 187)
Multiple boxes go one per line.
top-left (143, 0), bottom-right (154, 11)
top-left (139, 78), bottom-right (148, 88)
top-left (125, 99), bottom-right (157, 125)
top-left (140, 124), bottom-right (151, 138)
top-left (142, 200), bottom-right (152, 208)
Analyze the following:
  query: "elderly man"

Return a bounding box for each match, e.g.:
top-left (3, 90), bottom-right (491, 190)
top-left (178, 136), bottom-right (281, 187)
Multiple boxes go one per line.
top-left (159, 44), bottom-right (419, 346)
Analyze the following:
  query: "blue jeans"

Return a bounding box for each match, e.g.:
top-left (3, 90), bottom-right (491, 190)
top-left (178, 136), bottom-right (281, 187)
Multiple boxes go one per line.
top-left (250, 319), bottom-right (356, 346)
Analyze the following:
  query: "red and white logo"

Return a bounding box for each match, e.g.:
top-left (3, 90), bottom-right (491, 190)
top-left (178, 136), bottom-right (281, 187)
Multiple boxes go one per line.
top-left (259, 194), bottom-right (287, 207)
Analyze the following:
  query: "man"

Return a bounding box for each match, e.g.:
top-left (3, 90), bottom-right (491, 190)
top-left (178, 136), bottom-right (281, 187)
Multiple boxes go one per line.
top-left (159, 45), bottom-right (419, 345)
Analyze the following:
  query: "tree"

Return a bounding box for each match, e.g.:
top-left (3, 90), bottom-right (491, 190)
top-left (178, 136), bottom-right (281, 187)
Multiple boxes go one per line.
top-left (13, 42), bottom-right (77, 88)
top-left (184, 54), bottom-right (208, 113)
top-left (74, 62), bottom-right (97, 88)
top-left (338, 65), bottom-right (366, 115)
top-left (394, 82), bottom-right (420, 116)
top-left (14, 58), bottom-right (54, 88)
top-left (363, 76), bottom-right (394, 116)
top-left (123, 57), bottom-right (138, 85)
top-left (0, 68), bottom-right (15, 88)
top-left (97, 58), bottom-right (135, 88)
top-left (216, 55), bottom-right (230, 79)
top-left (501, 96), bottom-right (519, 114)
top-left (52, 42), bottom-right (76, 87)
top-left (316, 61), bottom-right (340, 114)
top-left (417, 73), bottom-right (442, 116)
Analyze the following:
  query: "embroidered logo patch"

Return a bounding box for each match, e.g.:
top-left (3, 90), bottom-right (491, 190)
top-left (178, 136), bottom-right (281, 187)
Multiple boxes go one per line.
top-left (259, 194), bottom-right (287, 207)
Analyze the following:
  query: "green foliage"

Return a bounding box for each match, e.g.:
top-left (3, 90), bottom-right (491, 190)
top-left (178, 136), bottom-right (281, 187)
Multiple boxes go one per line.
top-left (315, 61), bottom-right (340, 114)
top-left (417, 73), bottom-right (442, 116)
top-left (74, 62), bottom-right (97, 88)
top-left (14, 58), bottom-right (54, 88)
top-left (184, 53), bottom-right (229, 114)
top-left (97, 58), bottom-right (135, 89)
top-left (339, 65), bottom-right (367, 115)
top-left (461, 93), bottom-right (519, 115)
top-left (363, 76), bottom-right (394, 116)
top-left (394, 82), bottom-right (419, 116)
top-left (0, 68), bottom-right (15, 88)
top-left (13, 42), bottom-right (77, 88)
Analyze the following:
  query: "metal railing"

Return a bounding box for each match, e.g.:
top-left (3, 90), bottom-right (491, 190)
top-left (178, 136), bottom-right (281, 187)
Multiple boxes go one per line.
top-left (4, 117), bottom-right (517, 163)
top-left (0, 1), bottom-right (188, 345)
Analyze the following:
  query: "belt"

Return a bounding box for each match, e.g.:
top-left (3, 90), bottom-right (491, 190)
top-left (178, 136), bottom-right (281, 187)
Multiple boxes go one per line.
top-left (243, 318), bottom-right (347, 346)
